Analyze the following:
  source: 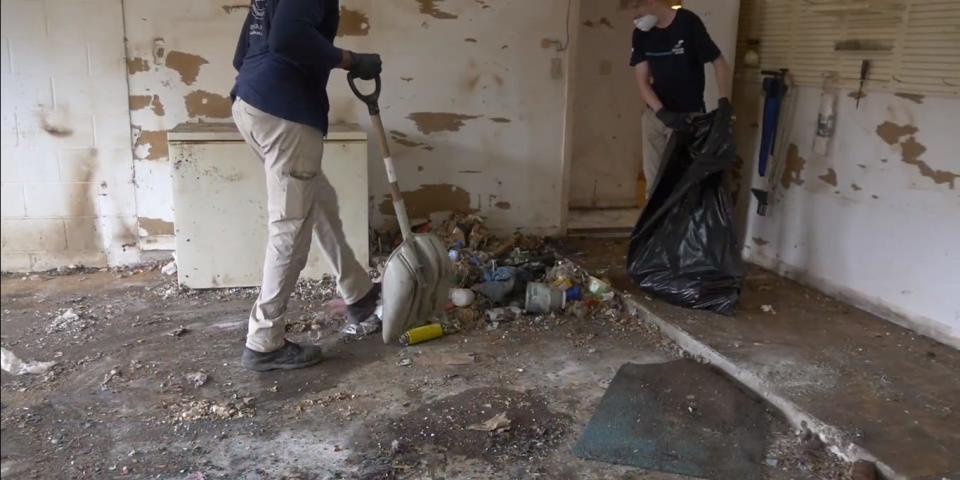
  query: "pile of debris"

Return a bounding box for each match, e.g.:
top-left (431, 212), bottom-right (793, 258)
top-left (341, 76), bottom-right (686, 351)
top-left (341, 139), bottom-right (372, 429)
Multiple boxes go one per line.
top-left (375, 212), bottom-right (628, 341)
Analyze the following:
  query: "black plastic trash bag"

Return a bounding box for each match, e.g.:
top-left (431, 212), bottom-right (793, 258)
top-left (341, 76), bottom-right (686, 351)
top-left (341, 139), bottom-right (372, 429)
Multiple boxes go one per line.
top-left (627, 111), bottom-right (744, 315)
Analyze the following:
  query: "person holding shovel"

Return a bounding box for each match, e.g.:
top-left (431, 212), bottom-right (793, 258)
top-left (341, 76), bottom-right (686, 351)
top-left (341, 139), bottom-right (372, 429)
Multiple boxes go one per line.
top-left (627, 0), bottom-right (733, 197)
top-left (231, 0), bottom-right (382, 371)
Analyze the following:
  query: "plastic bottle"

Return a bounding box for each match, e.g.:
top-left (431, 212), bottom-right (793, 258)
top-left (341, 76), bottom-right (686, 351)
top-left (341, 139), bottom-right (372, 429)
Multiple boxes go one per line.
top-left (814, 73), bottom-right (838, 156)
top-left (399, 323), bottom-right (445, 346)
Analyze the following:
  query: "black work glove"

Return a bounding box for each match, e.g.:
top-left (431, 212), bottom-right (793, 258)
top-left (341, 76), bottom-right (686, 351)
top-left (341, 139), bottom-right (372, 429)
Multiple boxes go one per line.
top-left (655, 108), bottom-right (688, 130)
top-left (704, 97), bottom-right (734, 156)
top-left (348, 52), bottom-right (382, 80)
top-left (717, 97), bottom-right (733, 118)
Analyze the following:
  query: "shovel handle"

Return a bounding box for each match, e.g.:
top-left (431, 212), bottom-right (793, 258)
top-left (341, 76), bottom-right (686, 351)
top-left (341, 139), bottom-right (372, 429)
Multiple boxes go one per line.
top-left (347, 73), bottom-right (382, 115)
top-left (349, 73), bottom-right (412, 242)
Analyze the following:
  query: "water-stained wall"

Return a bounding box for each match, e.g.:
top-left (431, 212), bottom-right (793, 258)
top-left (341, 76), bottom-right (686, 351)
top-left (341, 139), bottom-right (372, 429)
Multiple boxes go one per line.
top-left (729, 0), bottom-right (960, 345)
top-left (123, 0), bottom-right (575, 243)
top-left (1, 0), bottom-right (140, 270)
top-left (733, 84), bottom-right (960, 347)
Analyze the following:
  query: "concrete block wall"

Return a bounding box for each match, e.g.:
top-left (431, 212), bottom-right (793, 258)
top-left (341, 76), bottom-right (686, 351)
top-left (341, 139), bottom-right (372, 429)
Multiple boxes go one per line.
top-left (1, 0), bottom-right (139, 271)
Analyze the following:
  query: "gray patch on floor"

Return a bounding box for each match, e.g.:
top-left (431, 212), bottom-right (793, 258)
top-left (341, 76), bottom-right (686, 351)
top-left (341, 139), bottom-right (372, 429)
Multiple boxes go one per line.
top-left (575, 359), bottom-right (770, 479)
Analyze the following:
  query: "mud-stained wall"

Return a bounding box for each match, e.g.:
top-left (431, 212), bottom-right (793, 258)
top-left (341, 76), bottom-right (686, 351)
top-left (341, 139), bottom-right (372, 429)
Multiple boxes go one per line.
top-left (732, 82), bottom-right (960, 347)
top-left (124, 0), bottom-right (574, 237)
top-left (123, 1), bottom-right (243, 250)
top-left (1, 0), bottom-right (140, 271)
top-left (568, 0), bottom-right (645, 208)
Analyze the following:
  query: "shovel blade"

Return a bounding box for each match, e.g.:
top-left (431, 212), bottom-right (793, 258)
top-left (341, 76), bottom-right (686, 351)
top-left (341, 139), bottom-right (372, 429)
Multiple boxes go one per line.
top-left (381, 233), bottom-right (452, 344)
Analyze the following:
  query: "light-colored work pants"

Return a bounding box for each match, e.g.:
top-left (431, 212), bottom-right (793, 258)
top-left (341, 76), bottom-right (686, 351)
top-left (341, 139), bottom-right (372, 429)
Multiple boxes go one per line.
top-left (642, 108), bottom-right (671, 199)
top-left (232, 98), bottom-right (372, 353)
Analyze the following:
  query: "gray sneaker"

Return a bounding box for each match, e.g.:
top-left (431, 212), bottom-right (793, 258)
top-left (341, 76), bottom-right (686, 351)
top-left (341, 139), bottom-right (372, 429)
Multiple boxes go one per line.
top-left (241, 340), bottom-right (323, 372)
top-left (341, 317), bottom-right (381, 337)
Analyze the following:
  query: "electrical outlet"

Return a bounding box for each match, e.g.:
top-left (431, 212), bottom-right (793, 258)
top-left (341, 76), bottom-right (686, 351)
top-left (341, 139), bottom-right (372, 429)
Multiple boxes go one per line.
top-left (551, 57), bottom-right (563, 79)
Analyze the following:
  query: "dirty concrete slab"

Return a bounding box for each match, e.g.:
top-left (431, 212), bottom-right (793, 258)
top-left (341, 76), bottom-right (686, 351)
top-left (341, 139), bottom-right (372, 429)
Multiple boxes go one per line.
top-left (1, 268), bottom-right (848, 479)
top-left (557, 237), bottom-right (960, 479)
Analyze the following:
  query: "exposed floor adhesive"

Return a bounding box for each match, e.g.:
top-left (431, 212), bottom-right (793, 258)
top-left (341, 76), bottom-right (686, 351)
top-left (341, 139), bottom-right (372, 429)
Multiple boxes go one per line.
top-left (184, 90), bottom-right (232, 118)
top-left (134, 130), bottom-right (169, 161)
top-left (407, 112), bottom-right (480, 134)
top-left (379, 184), bottom-right (477, 219)
top-left (127, 57), bottom-right (149, 75)
top-left (165, 51), bottom-right (209, 85)
top-left (875, 121), bottom-right (918, 145)
top-left (818, 168), bottom-right (838, 187)
top-left (780, 144), bottom-right (806, 189)
top-left (338, 6), bottom-right (370, 36)
top-left (138, 217), bottom-right (175, 236)
top-left (417, 0), bottom-right (457, 19)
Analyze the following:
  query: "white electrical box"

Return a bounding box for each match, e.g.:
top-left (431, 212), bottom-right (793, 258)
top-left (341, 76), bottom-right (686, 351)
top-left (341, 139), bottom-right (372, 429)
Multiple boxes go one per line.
top-left (169, 123), bottom-right (369, 289)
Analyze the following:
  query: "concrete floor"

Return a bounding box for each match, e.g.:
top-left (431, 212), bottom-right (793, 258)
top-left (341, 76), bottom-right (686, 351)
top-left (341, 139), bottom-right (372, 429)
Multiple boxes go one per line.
top-left (558, 237), bottom-right (960, 480)
top-left (0, 267), bottom-right (850, 479)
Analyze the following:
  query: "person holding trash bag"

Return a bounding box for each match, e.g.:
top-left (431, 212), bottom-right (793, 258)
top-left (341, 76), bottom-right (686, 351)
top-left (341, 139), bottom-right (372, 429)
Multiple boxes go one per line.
top-left (626, 0), bottom-right (734, 195)
top-left (624, 1), bottom-right (744, 315)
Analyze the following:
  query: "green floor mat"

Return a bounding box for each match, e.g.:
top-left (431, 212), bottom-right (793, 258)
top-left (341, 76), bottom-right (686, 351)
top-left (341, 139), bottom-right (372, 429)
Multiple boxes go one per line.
top-left (573, 360), bottom-right (770, 479)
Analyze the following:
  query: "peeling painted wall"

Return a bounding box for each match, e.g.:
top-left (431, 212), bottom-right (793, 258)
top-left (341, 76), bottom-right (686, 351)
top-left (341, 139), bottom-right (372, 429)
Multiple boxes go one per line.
top-left (732, 83), bottom-right (960, 346)
top-left (122, 0), bottom-right (242, 250)
top-left (123, 0), bottom-right (573, 237)
top-left (1, 0), bottom-right (140, 271)
top-left (568, 0), bottom-right (644, 208)
top-left (2, 0), bottom-right (574, 270)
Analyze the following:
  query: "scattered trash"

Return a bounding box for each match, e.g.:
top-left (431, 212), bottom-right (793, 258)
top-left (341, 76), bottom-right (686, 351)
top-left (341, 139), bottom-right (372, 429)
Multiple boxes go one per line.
top-left (765, 457), bottom-right (779, 467)
top-left (474, 278), bottom-right (516, 304)
top-left (48, 308), bottom-right (90, 333)
top-left (397, 358), bottom-right (413, 367)
top-left (101, 367), bottom-right (122, 386)
top-left (161, 259), bottom-right (177, 276)
top-left (761, 304), bottom-right (777, 315)
top-left (168, 326), bottom-right (190, 337)
top-left (485, 306), bottom-right (523, 324)
top-left (524, 282), bottom-right (565, 313)
top-left (399, 323), bottom-right (446, 346)
top-left (450, 288), bottom-right (475, 307)
top-left (175, 399), bottom-right (255, 421)
top-left (1, 347), bottom-right (57, 375)
top-left (587, 276), bottom-right (612, 296)
top-left (467, 411), bottom-right (511, 433)
top-left (185, 371), bottom-right (209, 388)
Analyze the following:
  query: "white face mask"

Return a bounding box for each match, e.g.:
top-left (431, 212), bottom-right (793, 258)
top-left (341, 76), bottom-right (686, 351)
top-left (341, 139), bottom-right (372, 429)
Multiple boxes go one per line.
top-left (634, 14), bottom-right (658, 31)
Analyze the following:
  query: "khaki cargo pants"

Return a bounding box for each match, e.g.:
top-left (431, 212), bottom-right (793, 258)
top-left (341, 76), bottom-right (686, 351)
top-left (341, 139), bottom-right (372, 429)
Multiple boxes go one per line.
top-left (233, 98), bottom-right (372, 353)
top-left (642, 108), bottom-right (671, 200)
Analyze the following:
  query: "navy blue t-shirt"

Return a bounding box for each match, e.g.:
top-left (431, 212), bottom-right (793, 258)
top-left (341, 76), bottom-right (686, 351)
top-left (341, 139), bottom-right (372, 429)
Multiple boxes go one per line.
top-left (629, 9), bottom-right (721, 113)
top-left (232, 0), bottom-right (342, 134)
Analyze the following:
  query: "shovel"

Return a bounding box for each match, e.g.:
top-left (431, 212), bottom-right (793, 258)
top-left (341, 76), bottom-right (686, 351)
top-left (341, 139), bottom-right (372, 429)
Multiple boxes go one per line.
top-left (348, 73), bottom-right (454, 344)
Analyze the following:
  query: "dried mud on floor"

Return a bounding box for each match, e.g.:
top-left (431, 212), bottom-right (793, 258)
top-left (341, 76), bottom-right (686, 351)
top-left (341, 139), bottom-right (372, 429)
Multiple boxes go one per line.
top-left (2, 267), bottom-right (849, 479)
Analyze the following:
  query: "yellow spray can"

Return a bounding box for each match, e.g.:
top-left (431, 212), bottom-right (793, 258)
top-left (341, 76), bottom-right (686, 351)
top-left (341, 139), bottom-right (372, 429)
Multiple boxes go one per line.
top-left (399, 323), bottom-right (445, 346)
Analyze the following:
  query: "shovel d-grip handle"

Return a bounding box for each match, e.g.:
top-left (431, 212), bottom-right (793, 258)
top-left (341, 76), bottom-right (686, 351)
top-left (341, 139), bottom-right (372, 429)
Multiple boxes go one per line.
top-left (347, 73), bottom-right (382, 115)
top-left (350, 73), bottom-right (412, 242)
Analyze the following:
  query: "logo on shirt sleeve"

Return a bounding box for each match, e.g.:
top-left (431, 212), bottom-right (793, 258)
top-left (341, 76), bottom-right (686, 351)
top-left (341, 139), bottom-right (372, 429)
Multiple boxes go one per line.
top-left (250, 0), bottom-right (266, 36)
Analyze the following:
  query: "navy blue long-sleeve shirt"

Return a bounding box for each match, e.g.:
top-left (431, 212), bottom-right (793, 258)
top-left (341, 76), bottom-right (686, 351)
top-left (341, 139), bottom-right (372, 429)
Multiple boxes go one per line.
top-left (231, 0), bottom-right (342, 134)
